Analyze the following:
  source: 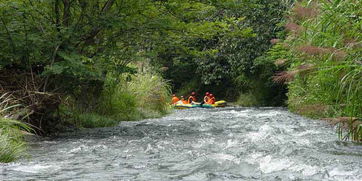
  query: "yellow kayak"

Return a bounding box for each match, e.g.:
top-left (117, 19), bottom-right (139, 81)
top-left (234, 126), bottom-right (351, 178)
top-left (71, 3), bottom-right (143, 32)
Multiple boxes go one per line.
top-left (174, 100), bottom-right (227, 109)
top-left (213, 100), bottom-right (227, 107)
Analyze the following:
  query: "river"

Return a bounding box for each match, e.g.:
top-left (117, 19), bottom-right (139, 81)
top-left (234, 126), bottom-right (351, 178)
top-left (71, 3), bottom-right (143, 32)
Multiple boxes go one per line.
top-left (1, 107), bottom-right (361, 180)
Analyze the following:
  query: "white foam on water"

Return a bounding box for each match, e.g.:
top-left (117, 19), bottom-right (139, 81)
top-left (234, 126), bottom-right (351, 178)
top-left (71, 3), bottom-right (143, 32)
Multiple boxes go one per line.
top-left (295, 138), bottom-right (311, 146)
top-left (254, 110), bottom-right (283, 117)
top-left (156, 140), bottom-right (170, 150)
top-left (244, 152), bottom-right (263, 165)
top-left (295, 130), bottom-right (321, 137)
top-left (216, 109), bottom-right (254, 118)
top-left (192, 138), bottom-right (215, 149)
top-left (245, 125), bottom-right (272, 142)
top-left (144, 144), bottom-right (153, 153)
top-left (11, 164), bottom-right (57, 174)
top-left (68, 145), bottom-right (84, 153)
top-left (329, 167), bottom-right (358, 177)
top-left (289, 164), bottom-right (318, 176)
top-left (245, 153), bottom-right (358, 178)
top-left (172, 115), bottom-right (207, 121)
top-left (258, 155), bottom-right (294, 173)
top-left (250, 152), bottom-right (263, 159)
top-left (223, 139), bottom-right (239, 149)
top-left (233, 110), bottom-right (254, 117)
top-left (210, 153), bottom-right (240, 165)
top-left (68, 144), bottom-right (108, 154)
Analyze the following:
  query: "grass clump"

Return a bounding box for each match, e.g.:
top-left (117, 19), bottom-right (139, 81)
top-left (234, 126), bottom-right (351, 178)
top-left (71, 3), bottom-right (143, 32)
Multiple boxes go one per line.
top-left (0, 118), bottom-right (28, 163)
top-left (0, 93), bottom-right (30, 162)
top-left (127, 73), bottom-right (171, 118)
top-left (97, 75), bottom-right (140, 121)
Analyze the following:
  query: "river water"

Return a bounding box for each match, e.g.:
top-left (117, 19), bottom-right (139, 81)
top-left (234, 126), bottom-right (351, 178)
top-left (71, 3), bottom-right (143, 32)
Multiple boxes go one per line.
top-left (1, 107), bottom-right (361, 180)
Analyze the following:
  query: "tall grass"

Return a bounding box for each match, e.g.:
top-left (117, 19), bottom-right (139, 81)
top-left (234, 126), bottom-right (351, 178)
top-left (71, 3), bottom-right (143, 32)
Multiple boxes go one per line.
top-left (97, 73), bottom-right (140, 121)
top-left (0, 93), bottom-right (30, 162)
top-left (64, 72), bottom-right (171, 128)
top-left (127, 73), bottom-right (171, 117)
top-left (271, 0), bottom-right (361, 141)
top-left (0, 118), bottom-right (29, 162)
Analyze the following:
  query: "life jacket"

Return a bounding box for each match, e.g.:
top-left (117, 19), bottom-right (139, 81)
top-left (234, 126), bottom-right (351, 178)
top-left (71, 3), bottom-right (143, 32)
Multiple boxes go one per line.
top-left (188, 96), bottom-right (197, 104)
top-left (171, 96), bottom-right (180, 104)
top-left (182, 99), bottom-right (188, 104)
top-left (208, 97), bottom-right (216, 104)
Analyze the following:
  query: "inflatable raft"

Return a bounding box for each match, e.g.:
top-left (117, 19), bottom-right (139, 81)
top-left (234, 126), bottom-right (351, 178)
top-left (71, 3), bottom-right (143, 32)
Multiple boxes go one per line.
top-left (174, 100), bottom-right (227, 109)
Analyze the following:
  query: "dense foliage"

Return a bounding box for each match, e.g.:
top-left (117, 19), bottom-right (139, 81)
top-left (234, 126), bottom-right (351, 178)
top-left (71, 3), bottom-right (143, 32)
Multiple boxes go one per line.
top-left (157, 0), bottom-right (291, 104)
top-left (0, 0), bottom-right (252, 131)
top-left (270, 0), bottom-right (362, 141)
top-left (1, 0), bottom-right (289, 131)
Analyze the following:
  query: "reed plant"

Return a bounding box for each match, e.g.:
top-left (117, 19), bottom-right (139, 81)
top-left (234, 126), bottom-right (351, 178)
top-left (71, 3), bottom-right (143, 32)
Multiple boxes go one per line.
top-left (271, 0), bottom-right (361, 141)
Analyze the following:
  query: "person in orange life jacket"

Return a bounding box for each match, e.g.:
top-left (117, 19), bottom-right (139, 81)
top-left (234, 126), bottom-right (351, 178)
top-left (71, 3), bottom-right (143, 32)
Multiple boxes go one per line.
top-left (207, 94), bottom-right (216, 104)
top-left (171, 94), bottom-right (180, 104)
top-left (203, 92), bottom-right (210, 103)
top-left (188, 92), bottom-right (197, 104)
top-left (180, 96), bottom-right (188, 104)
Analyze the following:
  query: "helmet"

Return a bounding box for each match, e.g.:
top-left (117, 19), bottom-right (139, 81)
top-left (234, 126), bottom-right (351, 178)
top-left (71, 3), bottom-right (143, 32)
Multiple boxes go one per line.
top-left (209, 94), bottom-right (213, 97)
top-left (172, 94), bottom-right (176, 97)
top-left (191, 92), bottom-right (196, 95)
top-left (206, 92), bottom-right (210, 95)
